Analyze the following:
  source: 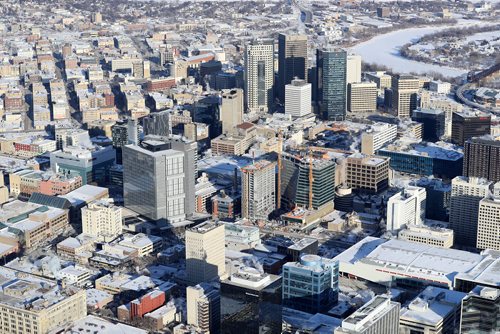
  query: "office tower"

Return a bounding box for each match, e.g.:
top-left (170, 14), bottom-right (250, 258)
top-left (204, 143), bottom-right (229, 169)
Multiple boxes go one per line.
top-left (361, 123), bottom-right (398, 155)
top-left (187, 284), bottom-right (221, 334)
top-left (244, 39), bottom-right (274, 113)
top-left (281, 153), bottom-right (336, 210)
top-left (50, 145), bottom-right (115, 185)
top-left (221, 267), bottom-right (282, 334)
top-left (477, 185), bottom-right (500, 250)
top-left (365, 71), bottom-right (392, 90)
top-left (282, 255), bottom-right (338, 314)
top-left (0, 268), bottom-right (87, 334)
top-left (449, 176), bottom-right (491, 248)
top-left (185, 221), bottom-right (226, 284)
top-left (278, 34), bottom-right (308, 102)
top-left (346, 54), bottom-right (362, 84)
top-left (415, 178), bottom-right (451, 221)
top-left (347, 82), bottom-right (377, 113)
top-left (123, 136), bottom-right (193, 222)
top-left (451, 111), bottom-right (491, 146)
top-left (386, 186), bottom-right (426, 231)
top-left (285, 78), bottom-right (312, 118)
top-left (220, 89), bottom-right (243, 134)
top-left (411, 108), bottom-right (446, 142)
top-left (391, 74), bottom-right (419, 118)
top-left (111, 119), bottom-right (138, 164)
top-left (463, 137), bottom-right (500, 182)
top-left (142, 111), bottom-right (172, 137)
top-left (241, 160), bottom-right (276, 220)
top-left (460, 286), bottom-right (500, 333)
top-left (316, 48), bottom-right (347, 121)
top-left (400, 287), bottom-right (466, 334)
top-left (82, 200), bottom-right (123, 240)
top-left (336, 296), bottom-right (400, 334)
top-left (346, 154), bottom-right (390, 194)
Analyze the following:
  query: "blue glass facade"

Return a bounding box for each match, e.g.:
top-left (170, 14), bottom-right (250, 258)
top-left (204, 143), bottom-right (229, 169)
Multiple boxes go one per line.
top-left (378, 150), bottom-right (463, 180)
top-left (282, 255), bottom-right (339, 314)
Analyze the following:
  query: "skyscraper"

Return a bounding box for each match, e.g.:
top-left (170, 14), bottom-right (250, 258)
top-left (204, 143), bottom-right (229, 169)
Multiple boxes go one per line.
top-left (187, 283), bottom-right (221, 334)
top-left (449, 176), bottom-right (491, 248)
top-left (281, 153), bottom-right (336, 210)
top-left (278, 33), bottom-right (308, 103)
top-left (285, 78), bottom-right (312, 118)
top-left (241, 159), bottom-right (276, 220)
top-left (346, 54), bottom-right (362, 84)
top-left (477, 185), bottom-right (500, 250)
top-left (142, 111), bottom-right (172, 137)
top-left (316, 48), bottom-right (347, 121)
top-left (111, 119), bottom-right (138, 164)
top-left (451, 111), bottom-right (491, 146)
top-left (411, 108), bottom-right (446, 142)
top-left (463, 137), bottom-right (500, 182)
top-left (391, 74), bottom-right (419, 118)
top-left (386, 186), bottom-right (426, 231)
top-left (282, 255), bottom-right (338, 314)
top-left (220, 88), bottom-right (243, 134)
top-left (185, 221), bottom-right (226, 284)
top-left (244, 39), bottom-right (274, 113)
top-left (123, 135), bottom-right (196, 222)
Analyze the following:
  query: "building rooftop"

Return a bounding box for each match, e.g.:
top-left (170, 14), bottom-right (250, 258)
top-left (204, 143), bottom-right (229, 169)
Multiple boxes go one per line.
top-left (62, 315), bottom-right (147, 334)
top-left (60, 185), bottom-right (108, 206)
top-left (0, 266), bottom-right (82, 312)
top-left (381, 140), bottom-right (463, 161)
top-left (187, 221), bottom-right (221, 234)
top-left (400, 286), bottom-right (466, 326)
top-left (335, 237), bottom-right (500, 288)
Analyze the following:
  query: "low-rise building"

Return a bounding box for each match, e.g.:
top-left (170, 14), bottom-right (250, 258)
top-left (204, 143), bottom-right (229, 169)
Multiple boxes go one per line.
top-left (398, 224), bottom-right (454, 248)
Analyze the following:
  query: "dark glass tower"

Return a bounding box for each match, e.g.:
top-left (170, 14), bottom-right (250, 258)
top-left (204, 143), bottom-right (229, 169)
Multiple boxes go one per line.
top-left (278, 33), bottom-right (308, 103)
top-left (316, 49), bottom-right (347, 121)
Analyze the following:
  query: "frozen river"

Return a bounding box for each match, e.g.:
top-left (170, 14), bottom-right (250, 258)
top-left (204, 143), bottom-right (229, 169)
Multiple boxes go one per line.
top-left (350, 26), bottom-right (467, 78)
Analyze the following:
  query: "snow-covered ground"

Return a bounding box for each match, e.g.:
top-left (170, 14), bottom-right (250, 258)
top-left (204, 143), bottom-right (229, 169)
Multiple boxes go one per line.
top-left (465, 30), bottom-right (500, 44)
top-left (350, 26), bottom-right (467, 77)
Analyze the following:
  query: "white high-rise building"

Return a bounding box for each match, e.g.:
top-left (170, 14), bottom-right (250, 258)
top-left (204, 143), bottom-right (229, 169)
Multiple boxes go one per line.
top-left (244, 39), bottom-right (274, 113)
top-left (346, 54), bottom-right (362, 84)
top-left (185, 221), bottom-right (226, 284)
top-left (186, 283), bottom-right (220, 334)
top-left (386, 186), bottom-right (426, 231)
top-left (82, 200), bottom-right (123, 240)
top-left (477, 183), bottom-right (500, 250)
top-left (285, 79), bottom-right (312, 118)
top-left (241, 159), bottom-right (276, 220)
top-left (450, 176), bottom-right (491, 248)
top-left (361, 122), bottom-right (398, 155)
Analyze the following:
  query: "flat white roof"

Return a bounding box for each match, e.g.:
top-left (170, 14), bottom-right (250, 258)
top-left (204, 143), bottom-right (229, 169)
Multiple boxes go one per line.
top-left (334, 237), bottom-right (498, 287)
